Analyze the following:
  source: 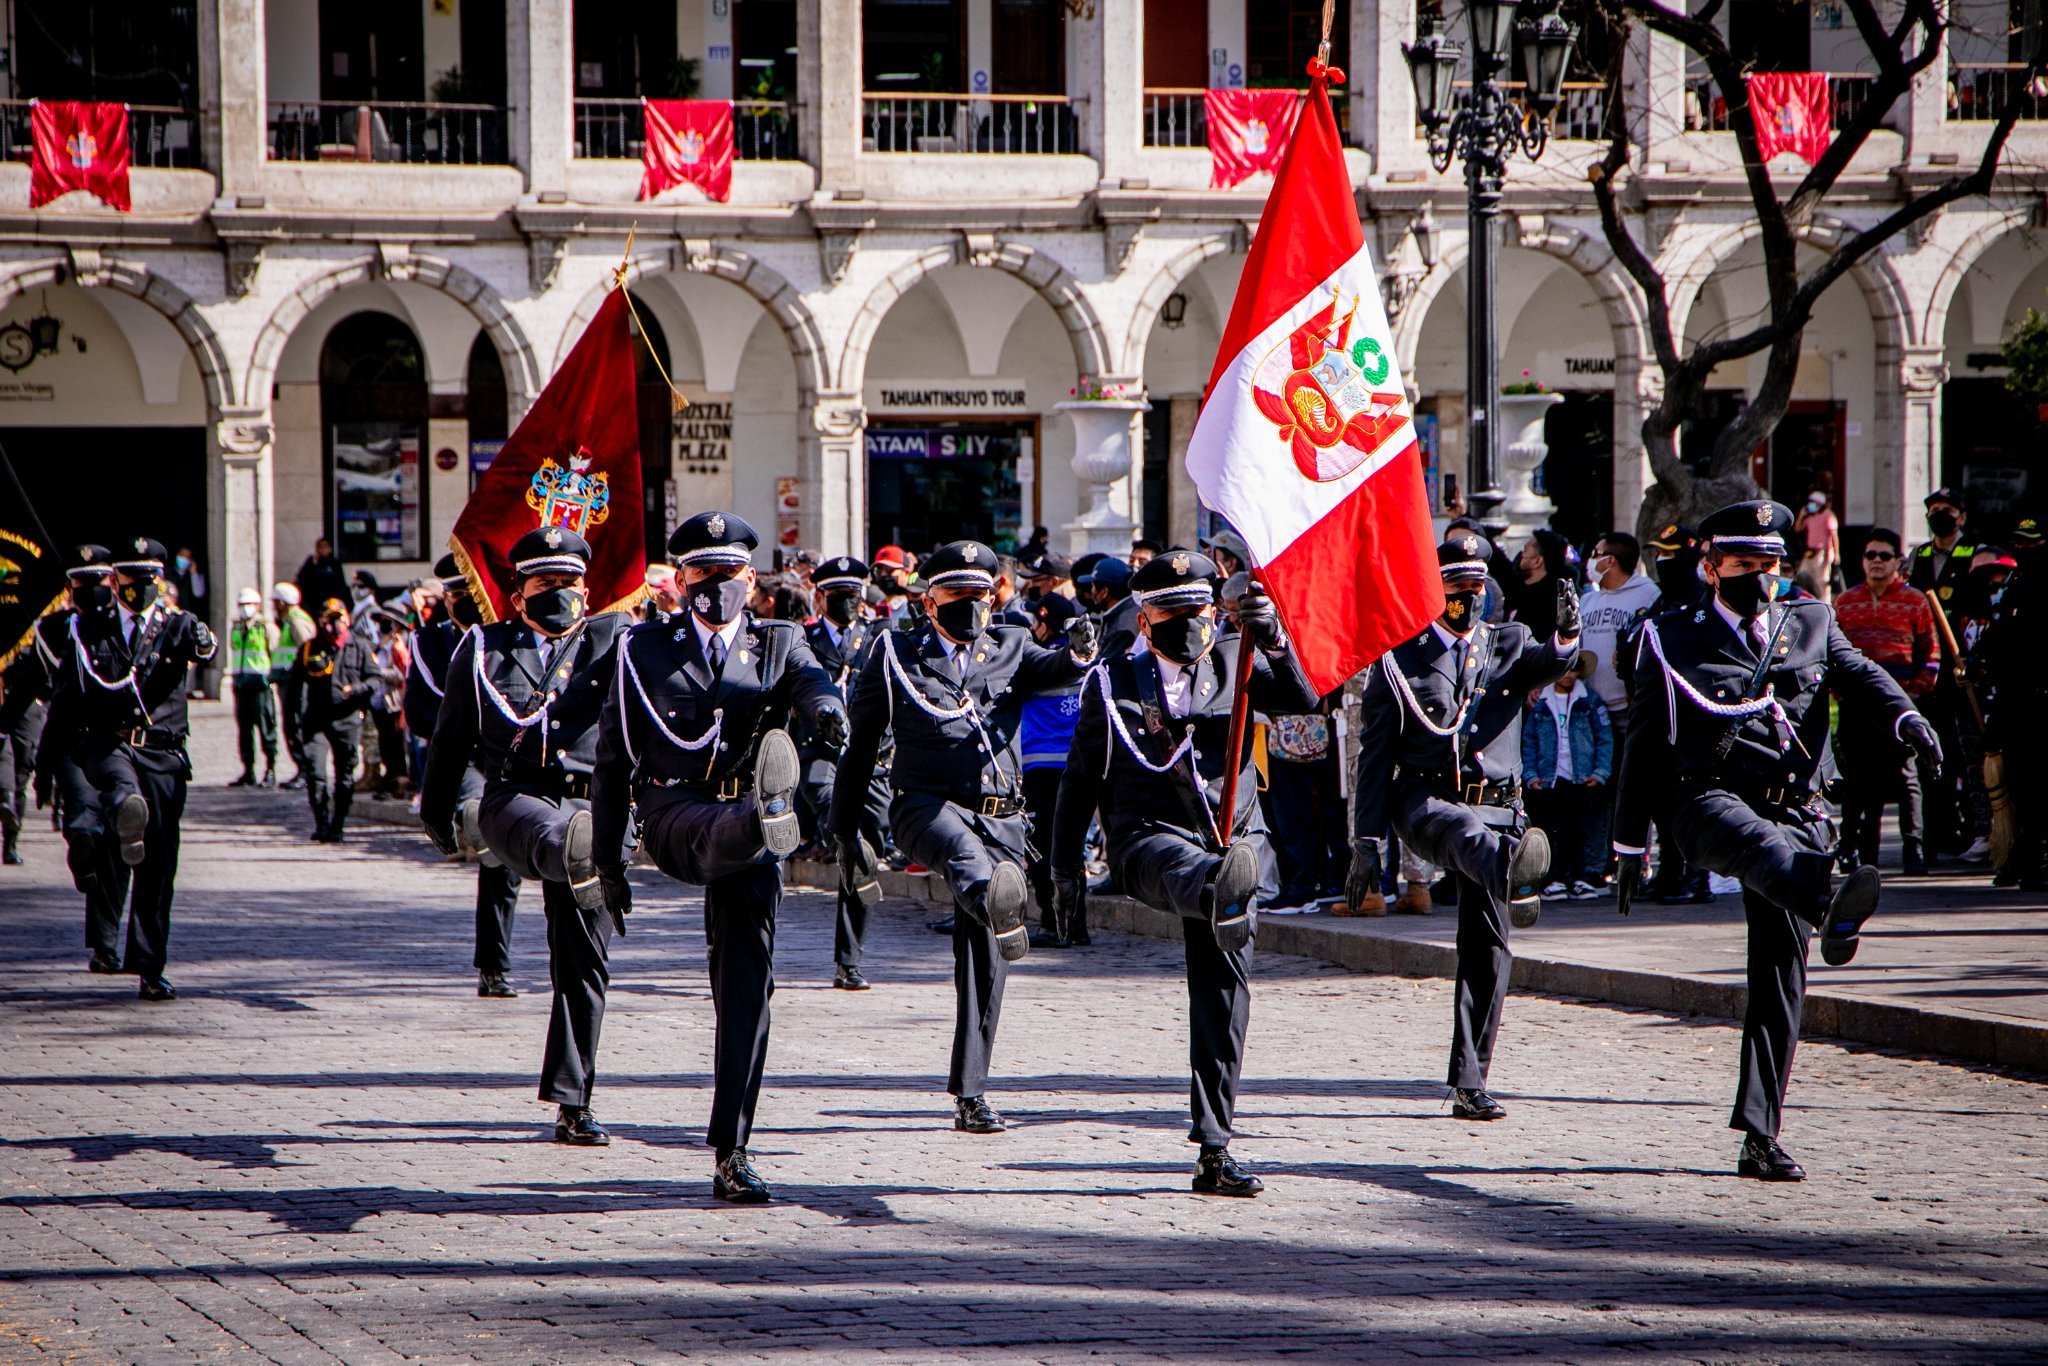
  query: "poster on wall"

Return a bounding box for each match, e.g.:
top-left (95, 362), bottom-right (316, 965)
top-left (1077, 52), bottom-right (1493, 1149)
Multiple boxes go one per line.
top-left (775, 476), bottom-right (800, 549)
top-left (333, 423), bottom-right (422, 561)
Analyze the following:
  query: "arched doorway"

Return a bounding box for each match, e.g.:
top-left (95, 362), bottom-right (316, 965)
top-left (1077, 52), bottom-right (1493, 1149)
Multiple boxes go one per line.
top-left (1938, 230), bottom-right (2047, 543)
top-left (465, 330), bottom-right (509, 446)
top-left (320, 312), bottom-right (428, 567)
top-left (628, 292), bottom-right (673, 556)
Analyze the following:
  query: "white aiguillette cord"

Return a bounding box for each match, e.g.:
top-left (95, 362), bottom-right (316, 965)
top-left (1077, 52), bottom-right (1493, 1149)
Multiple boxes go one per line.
top-left (470, 625), bottom-right (551, 737)
top-left (1642, 618), bottom-right (1789, 745)
top-left (612, 630), bottom-right (724, 766)
top-left (69, 615), bottom-right (149, 716)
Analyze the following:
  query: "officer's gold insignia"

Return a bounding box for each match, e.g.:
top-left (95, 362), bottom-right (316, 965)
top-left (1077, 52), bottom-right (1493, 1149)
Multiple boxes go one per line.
top-left (1446, 598), bottom-right (1466, 620)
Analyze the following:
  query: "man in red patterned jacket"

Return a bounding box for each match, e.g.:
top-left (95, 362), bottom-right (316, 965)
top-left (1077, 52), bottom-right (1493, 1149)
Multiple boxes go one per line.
top-left (1834, 527), bottom-right (1938, 874)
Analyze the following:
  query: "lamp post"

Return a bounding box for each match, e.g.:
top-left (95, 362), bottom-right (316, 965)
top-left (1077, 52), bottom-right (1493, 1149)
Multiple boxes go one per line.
top-left (1405, 1), bottom-right (1575, 537)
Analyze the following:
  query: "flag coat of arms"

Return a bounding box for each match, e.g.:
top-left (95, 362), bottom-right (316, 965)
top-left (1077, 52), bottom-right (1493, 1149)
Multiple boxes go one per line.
top-left (1205, 88), bottom-right (1299, 190)
top-left (29, 101), bottom-right (131, 211)
top-left (1184, 71), bottom-right (1441, 694)
top-left (641, 99), bottom-right (736, 203)
top-left (450, 289), bottom-right (645, 622)
top-left (1746, 72), bottom-right (1831, 166)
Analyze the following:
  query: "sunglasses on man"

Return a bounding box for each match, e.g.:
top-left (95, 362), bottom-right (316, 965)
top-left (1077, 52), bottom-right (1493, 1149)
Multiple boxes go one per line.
top-left (1863, 550), bottom-right (1897, 562)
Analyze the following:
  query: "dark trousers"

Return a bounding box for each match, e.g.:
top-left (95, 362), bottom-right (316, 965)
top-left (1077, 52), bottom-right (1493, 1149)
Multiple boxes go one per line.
top-left (810, 758), bottom-right (889, 966)
top-left (77, 744), bottom-right (187, 979)
top-left (0, 700), bottom-right (46, 849)
top-left (480, 787), bottom-right (615, 1108)
top-left (1265, 751), bottom-right (1350, 905)
top-left (1393, 782), bottom-right (1524, 1090)
top-left (273, 675), bottom-right (305, 774)
top-left (1525, 782), bottom-right (1603, 885)
top-left (641, 784), bottom-right (783, 1152)
top-left (892, 791), bottom-right (1025, 1098)
top-left (1916, 688), bottom-right (1965, 854)
top-left (53, 749), bottom-right (131, 960)
top-left (1021, 765), bottom-right (1064, 924)
top-left (455, 767), bottom-right (521, 975)
top-left (1115, 824), bottom-right (1270, 1145)
top-left (371, 707), bottom-right (406, 792)
top-left (231, 674), bottom-right (277, 773)
top-left (301, 724), bottom-right (358, 836)
top-left (1665, 787), bottom-right (1835, 1137)
top-left (1837, 716), bottom-right (1922, 868)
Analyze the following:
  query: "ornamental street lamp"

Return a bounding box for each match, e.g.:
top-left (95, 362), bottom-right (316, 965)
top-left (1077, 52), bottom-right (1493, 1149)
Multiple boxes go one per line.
top-left (1405, 2), bottom-right (1575, 536)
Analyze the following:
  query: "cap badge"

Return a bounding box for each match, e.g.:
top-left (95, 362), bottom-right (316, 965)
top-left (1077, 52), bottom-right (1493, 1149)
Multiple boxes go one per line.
top-left (706, 513), bottom-right (727, 539)
top-left (134, 537), bottom-right (148, 553)
top-left (1460, 535), bottom-right (1480, 553)
top-left (1755, 504), bottom-right (1772, 526)
top-left (543, 526), bottom-right (563, 548)
top-left (1171, 553), bottom-right (1190, 574)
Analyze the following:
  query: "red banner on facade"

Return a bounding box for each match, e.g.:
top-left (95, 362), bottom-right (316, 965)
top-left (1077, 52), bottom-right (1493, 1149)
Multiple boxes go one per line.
top-left (29, 101), bottom-right (131, 211)
top-left (640, 99), bottom-right (735, 203)
top-left (449, 289), bottom-right (646, 622)
top-left (1205, 88), bottom-right (1301, 191)
top-left (1747, 72), bottom-right (1832, 166)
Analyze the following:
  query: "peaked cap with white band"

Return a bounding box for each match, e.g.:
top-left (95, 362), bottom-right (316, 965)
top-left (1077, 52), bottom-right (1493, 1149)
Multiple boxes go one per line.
top-left (1699, 500), bottom-right (1794, 557)
top-left (667, 510), bottom-right (757, 569)
top-left (1130, 548), bottom-right (1218, 610)
top-left (509, 525), bottom-right (591, 579)
top-left (921, 540), bottom-right (999, 592)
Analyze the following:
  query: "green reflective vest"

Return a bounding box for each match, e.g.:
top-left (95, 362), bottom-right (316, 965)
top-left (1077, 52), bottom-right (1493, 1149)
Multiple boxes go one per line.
top-left (228, 617), bottom-right (279, 677)
top-left (271, 606), bottom-right (315, 676)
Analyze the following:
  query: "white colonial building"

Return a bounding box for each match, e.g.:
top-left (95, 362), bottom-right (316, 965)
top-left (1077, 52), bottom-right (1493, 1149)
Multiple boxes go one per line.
top-left (0, 0), bottom-right (2042, 629)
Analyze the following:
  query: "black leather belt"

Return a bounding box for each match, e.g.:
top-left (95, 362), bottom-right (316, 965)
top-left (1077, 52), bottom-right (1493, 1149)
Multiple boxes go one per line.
top-left (976, 795), bottom-right (1025, 818)
top-left (501, 769), bottom-right (591, 800)
top-left (1414, 773), bottom-right (1519, 807)
top-left (122, 726), bottom-right (186, 751)
top-left (644, 772), bottom-right (747, 802)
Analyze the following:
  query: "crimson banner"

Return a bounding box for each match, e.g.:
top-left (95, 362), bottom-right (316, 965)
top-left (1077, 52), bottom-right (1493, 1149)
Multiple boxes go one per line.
top-left (1747, 72), bottom-right (1832, 166)
top-left (640, 99), bottom-right (735, 203)
top-left (30, 101), bottom-right (131, 211)
top-left (1205, 88), bottom-right (1300, 191)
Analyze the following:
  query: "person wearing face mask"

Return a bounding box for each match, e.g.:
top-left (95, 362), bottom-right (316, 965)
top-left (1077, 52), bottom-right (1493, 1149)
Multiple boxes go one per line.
top-left (1611, 501), bottom-right (1941, 1183)
top-left (33, 537), bottom-right (216, 1001)
top-left (1348, 531), bottom-right (1579, 1123)
top-left (267, 583), bottom-right (318, 791)
top-left (1979, 518), bottom-right (2046, 889)
top-left (591, 512), bottom-right (846, 1204)
top-left (1906, 489), bottom-right (1978, 861)
top-left (422, 526), bottom-right (631, 1149)
top-left (1051, 551), bottom-right (1315, 1196)
top-left (1076, 554), bottom-right (1139, 659)
top-left (1614, 523), bottom-right (1710, 906)
top-left (831, 539), bottom-right (1100, 1137)
top-left (1017, 547), bottom-right (1073, 606)
top-left (284, 600), bottom-right (378, 843)
top-left (404, 555), bottom-right (524, 999)
top-left (797, 555), bottom-right (891, 988)
top-left (7, 546), bottom-right (111, 880)
top-left (226, 587), bottom-right (281, 789)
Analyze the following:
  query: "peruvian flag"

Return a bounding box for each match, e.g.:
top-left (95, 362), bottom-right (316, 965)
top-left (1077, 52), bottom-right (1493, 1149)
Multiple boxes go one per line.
top-left (1185, 68), bottom-right (1441, 693)
top-left (640, 98), bottom-right (735, 203)
top-left (1747, 72), bottom-right (1831, 166)
top-left (29, 101), bottom-right (131, 211)
top-left (450, 289), bottom-right (645, 622)
top-left (1206, 88), bottom-right (1299, 190)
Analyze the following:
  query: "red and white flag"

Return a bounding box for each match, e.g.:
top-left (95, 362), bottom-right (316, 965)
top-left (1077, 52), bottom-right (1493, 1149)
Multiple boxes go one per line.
top-left (29, 100), bottom-right (131, 211)
top-left (1205, 88), bottom-right (1299, 190)
top-left (1184, 70), bottom-right (1441, 693)
top-left (1746, 72), bottom-right (1831, 166)
top-left (640, 98), bottom-right (735, 203)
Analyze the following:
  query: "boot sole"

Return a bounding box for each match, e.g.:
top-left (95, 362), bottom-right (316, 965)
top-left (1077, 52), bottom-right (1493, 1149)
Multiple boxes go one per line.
top-left (1209, 842), bottom-right (1259, 951)
top-left (712, 1178), bottom-right (772, 1204)
top-left (1821, 865), bottom-right (1881, 966)
top-left (847, 835), bottom-right (883, 906)
top-left (1737, 1158), bottom-right (1805, 1182)
top-left (1191, 1176), bottom-right (1264, 1198)
top-left (1509, 827), bottom-right (1551, 890)
top-left (986, 862), bottom-right (1031, 962)
top-left (1509, 895), bottom-right (1542, 929)
top-left (115, 794), bottom-right (149, 867)
top-left (754, 729), bottom-right (802, 858)
top-left (563, 809), bottom-right (605, 913)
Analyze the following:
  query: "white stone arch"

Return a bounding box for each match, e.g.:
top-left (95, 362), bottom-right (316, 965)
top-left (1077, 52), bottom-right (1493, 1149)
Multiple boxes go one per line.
top-left (1121, 233), bottom-right (1238, 378)
top-left (551, 243), bottom-right (831, 406)
top-left (840, 238), bottom-right (1116, 391)
top-left (0, 253), bottom-right (234, 416)
top-left (1920, 206), bottom-right (2038, 355)
top-left (245, 249), bottom-right (542, 413)
top-left (1661, 216), bottom-right (1916, 364)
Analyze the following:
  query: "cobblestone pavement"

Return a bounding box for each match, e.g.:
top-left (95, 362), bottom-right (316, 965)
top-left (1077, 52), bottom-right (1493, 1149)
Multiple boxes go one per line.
top-left (3, 710), bottom-right (2047, 1361)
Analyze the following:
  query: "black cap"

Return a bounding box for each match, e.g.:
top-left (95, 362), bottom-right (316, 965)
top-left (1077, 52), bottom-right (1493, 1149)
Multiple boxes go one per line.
top-left (68, 543), bottom-right (113, 576)
top-left (508, 525), bottom-right (592, 579)
top-left (1699, 500), bottom-right (1794, 556)
top-left (1087, 557), bottom-right (1132, 592)
top-left (1925, 487), bottom-right (1966, 512)
top-left (114, 537), bottom-right (167, 569)
top-left (814, 555), bottom-right (868, 590)
top-left (433, 553), bottom-right (459, 579)
top-left (1021, 548), bottom-right (1072, 581)
top-left (2013, 517), bottom-right (2042, 548)
top-left (1438, 530), bottom-right (1493, 579)
top-left (1130, 548), bottom-right (1218, 608)
top-left (921, 540), bottom-right (1000, 591)
top-left (1032, 593), bottom-right (1082, 632)
top-left (1070, 552), bottom-right (1107, 584)
top-left (1646, 522), bottom-right (1696, 553)
top-left (667, 511), bottom-right (758, 568)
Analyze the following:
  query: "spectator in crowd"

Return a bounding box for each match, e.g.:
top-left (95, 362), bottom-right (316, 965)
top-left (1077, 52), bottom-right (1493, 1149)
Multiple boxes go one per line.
top-left (643, 564), bottom-right (682, 621)
top-left (169, 546), bottom-right (211, 695)
top-left (295, 537), bottom-right (348, 617)
top-left (1020, 593), bottom-right (1088, 946)
top-left (993, 556), bottom-right (1031, 626)
top-left (366, 606), bottom-right (412, 797)
top-left (1522, 653), bottom-right (1613, 900)
top-left (1794, 490), bottom-right (1842, 602)
top-left (1908, 489), bottom-right (1977, 858)
top-left (1204, 529), bottom-right (1250, 580)
top-left (1263, 689), bottom-right (1351, 914)
top-left (1833, 527), bottom-right (1938, 874)
top-left (1510, 529), bottom-right (1577, 641)
top-left (1129, 538), bottom-right (1161, 568)
top-left (1019, 548), bottom-right (1074, 605)
top-left (1577, 531), bottom-right (1659, 873)
top-left (226, 587), bottom-right (280, 788)
top-left (348, 571), bottom-right (384, 630)
top-left (1020, 525), bottom-right (1050, 563)
top-left (269, 582), bottom-right (318, 790)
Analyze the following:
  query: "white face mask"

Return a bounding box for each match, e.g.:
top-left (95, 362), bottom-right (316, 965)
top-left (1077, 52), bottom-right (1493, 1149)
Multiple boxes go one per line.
top-left (1591, 556), bottom-right (1613, 581)
top-left (237, 604), bottom-right (257, 621)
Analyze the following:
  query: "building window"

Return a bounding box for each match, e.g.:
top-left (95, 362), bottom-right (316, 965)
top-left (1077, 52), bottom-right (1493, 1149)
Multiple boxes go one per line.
top-left (321, 312), bottom-right (428, 563)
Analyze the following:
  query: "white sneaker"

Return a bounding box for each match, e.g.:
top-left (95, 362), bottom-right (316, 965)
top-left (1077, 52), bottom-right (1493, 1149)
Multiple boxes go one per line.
top-left (1263, 901), bottom-right (1316, 916)
top-left (1540, 880), bottom-right (1569, 899)
top-left (1709, 873), bottom-right (1741, 895)
top-left (1569, 879), bottom-right (1601, 900)
top-left (1961, 838), bottom-right (1992, 865)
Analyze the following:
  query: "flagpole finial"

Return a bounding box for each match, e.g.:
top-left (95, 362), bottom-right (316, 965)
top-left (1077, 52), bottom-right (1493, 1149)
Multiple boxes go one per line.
top-left (1307, 0), bottom-right (1345, 84)
top-left (612, 221), bottom-right (639, 291)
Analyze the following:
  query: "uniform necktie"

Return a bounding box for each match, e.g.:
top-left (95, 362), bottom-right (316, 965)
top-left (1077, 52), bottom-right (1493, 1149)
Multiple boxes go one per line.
top-left (708, 633), bottom-right (729, 674)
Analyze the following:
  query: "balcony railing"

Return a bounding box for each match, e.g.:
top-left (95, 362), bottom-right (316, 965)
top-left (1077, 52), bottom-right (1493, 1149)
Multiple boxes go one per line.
top-left (1140, 87), bottom-right (1353, 148)
top-left (1439, 82), bottom-right (1610, 141)
top-left (1683, 73), bottom-right (1895, 133)
top-left (0, 101), bottom-right (201, 169)
top-left (1949, 63), bottom-right (2048, 121)
top-left (862, 93), bottom-right (1078, 154)
top-left (267, 102), bottom-right (508, 165)
top-left (572, 98), bottom-right (799, 161)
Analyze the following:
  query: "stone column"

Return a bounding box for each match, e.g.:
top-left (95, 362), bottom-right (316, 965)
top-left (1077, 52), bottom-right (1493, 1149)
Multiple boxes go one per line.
top-left (1355, 0), bottom-right (1422, 173)
top-left (512, 0), bottom-right (573, 197)
top-left (801, 0), bottom-right (863, 194)
top-left (1629, 25), bottom-right (1688, 166)
top-left (1076, 0), bottom-right (1144, 184)
top-left (210, 406), bottom-right (276, 641)
top-left (805, 392), bottom-right (866, 556)
top-left (1893, 345), bottom-right (1946, 530)
top-left (203, 0), bottom-right (269, 202)
top-left (1611, 360), bottom-right (1655, 532)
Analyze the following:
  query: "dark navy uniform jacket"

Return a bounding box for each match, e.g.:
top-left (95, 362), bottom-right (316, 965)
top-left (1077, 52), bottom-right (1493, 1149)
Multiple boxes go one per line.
top-left (0, 611), bottom-right (67, 730)
top-left (830, 620), bottom-right (1085, 833)
top-left (1353, 619), bottom-right (1572, 841)
top-left (591, 611), bottom-right (842, 856)
top-left (1052, 637), bottom-right (1316, 870)
top-left (402, 618), bottom-right (465, 741)
top-left (1613, 596), bottom-right (1914, 850)
top-left (285, 634), bottom-right (378, 735)
top-left (421, 612), bottom-right (629, 831)
top-left (38, 603), bottom-right (216, 763)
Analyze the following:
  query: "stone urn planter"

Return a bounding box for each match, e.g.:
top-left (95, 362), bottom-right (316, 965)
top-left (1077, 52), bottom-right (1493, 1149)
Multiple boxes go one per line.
top-left (1055, 395), bottom-right (1150, 556)
top-left (1496, 390), bottom-right (1563, 543)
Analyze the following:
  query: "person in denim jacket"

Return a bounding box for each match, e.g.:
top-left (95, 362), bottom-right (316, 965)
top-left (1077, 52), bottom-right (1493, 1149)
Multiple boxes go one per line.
top-left (1523, 655), bottom-right (1613, 899)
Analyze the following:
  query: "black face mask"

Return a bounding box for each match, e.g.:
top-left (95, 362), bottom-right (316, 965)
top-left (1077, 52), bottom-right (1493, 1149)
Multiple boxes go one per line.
top-left (521, 586), bottom-right (585, 635)
top-left (688, 574), bottom-right (750, 626)
top-left (823, 592), bottom-right (861, 627)
top-left (73, 580), bottom-right (114, 615)
top-left (1150, 612), bottom-right (1216, 665)
top-left (1927, 509), bottom-right (1959, 538)
top-left (448, 594), bottom-right (483, 628)
top-left (116, 579), bottom-right (159, 613)
top-left (1441, 590), bottom-right (1483, 633)
top-left (1714, 570), bottom-right (1778, 619)
top-left (934, 596), bottom-right (991, 643)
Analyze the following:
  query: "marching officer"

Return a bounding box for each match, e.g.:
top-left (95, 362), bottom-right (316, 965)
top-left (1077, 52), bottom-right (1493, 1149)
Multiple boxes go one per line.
top-left (798, 554), bottom-right (889, 988)
top-left (421, 527), bottom-right (630, 1146)
top-left (1347, 530), bottom-right (1579, 1121)
top-left (592, 511), bottom-right (847, 1203)
top-left (6, 545), bottom-right (113, 877)
top-left (34, 537), bottom-right (216, 1000)
top-left (831, 539), bottom-right (1099, 1134)
top-left (1051, 551), bottom-right (1314, 1196)
top-left (1613, 500), bottom-right (1940, 1182)
top-left (406, 554), bottom-right (524, 998)
top-left (284, 598), bottom-right (378, 843)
